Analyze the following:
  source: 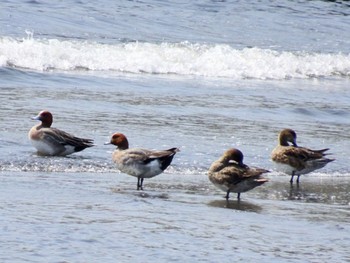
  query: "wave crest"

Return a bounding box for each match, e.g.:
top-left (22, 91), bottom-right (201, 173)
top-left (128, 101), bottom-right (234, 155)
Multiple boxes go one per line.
top-left (1, 36), bottom-right (349, 79)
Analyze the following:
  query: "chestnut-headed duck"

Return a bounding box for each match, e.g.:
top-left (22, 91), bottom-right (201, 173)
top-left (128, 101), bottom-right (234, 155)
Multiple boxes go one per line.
top-left (28, 110), bottom-right (94, 156)
top-left (106, 132), bottom-right (179, 190)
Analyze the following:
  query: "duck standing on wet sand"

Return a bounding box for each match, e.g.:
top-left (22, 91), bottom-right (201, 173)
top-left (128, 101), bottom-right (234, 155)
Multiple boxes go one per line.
top-left (28, 110), bottom-right (94, 156)
top-left (208, 148), bottom-right (269, 200)
top-left (271, 128), bottom-right (334, 184)
top-left (106, 132), bottom-right (179, 190)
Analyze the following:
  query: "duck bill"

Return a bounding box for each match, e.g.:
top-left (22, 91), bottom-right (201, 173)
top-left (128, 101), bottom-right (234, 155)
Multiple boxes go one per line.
top-left (31, 115), bottom-right (41, 121)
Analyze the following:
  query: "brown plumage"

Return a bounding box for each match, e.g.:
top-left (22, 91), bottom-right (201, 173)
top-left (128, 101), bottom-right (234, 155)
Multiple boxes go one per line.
top-left (208, 148), bottom-right (269, 200)
top-left (271, 128), bottom-right (334, 184)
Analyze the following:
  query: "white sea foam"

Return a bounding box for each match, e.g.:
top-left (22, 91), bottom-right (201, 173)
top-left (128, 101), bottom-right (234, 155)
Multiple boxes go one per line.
top-left (0, 36), bottom-right (349, 79)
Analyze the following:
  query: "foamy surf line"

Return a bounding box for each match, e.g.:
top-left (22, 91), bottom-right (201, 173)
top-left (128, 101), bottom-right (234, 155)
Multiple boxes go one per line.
top-left (0, 36), bottom-right (349, 80)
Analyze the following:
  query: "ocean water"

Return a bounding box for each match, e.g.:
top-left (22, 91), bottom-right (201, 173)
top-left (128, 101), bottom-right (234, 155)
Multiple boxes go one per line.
top-left (1, 0), bottom-right (350, 262)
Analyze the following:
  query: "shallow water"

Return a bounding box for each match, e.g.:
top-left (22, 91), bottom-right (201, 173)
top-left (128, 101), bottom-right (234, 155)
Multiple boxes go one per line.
top-left (1, 0), bottom-right (350, 262)
top-left (1, 72), bottom-right (350, 262)
top-left (1, 172), bottom-right (349, 262)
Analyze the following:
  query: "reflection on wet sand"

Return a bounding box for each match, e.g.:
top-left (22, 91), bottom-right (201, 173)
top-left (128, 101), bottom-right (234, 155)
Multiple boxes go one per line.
top-left (265, 178), bottom-right (350, 205)
top-left (288, 184), bottom-right (316, 201)
top-left (110, 186), bottom-right (170, 200)
top-left (207, 199), bottom-right (262, 213)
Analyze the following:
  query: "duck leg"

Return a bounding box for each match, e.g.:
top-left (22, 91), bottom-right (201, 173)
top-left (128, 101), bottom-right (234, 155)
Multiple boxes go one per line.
top-left (140, 178), bottom-right (144, 190)
top-left (137, 177), bottom-right (144, 190)
top-left (225, 189), bottom-right (230, 200)
top-left (290, 171), bottom-right (295, 184)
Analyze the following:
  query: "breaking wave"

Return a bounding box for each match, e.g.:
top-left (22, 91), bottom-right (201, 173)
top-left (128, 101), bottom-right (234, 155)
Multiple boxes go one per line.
top-left (1, 36), bottom-right (349, 80)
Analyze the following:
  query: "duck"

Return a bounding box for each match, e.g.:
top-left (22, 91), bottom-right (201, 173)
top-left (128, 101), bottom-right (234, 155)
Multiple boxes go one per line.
top-left (208, 148), bottom-right (269, 200)
top-left (106, 132), bottom-right (179, 190)
top-left (271, 128), bottom-right (334, 184)
top-left (28, 110), bottom-right (94, 156)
